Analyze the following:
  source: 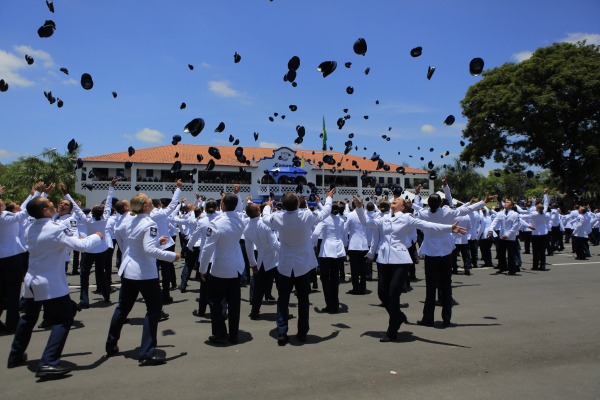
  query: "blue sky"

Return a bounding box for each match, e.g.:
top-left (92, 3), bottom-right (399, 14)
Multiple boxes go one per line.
top-left (1, 0), bottom-right (599, 174)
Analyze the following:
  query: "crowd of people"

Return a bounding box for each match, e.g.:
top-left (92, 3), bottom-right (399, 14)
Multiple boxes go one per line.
top-left (0, 177), bottom-right (597, 378)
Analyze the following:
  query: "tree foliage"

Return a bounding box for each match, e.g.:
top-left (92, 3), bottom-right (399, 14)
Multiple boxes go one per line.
top-left (0, 148), bottom-right (83, 205)
top-left (460, 42), bottom-right (600, 197)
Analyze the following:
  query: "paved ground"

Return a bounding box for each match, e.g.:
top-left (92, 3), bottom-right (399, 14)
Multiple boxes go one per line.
top-left (1, 246), bottom-right (600, 400)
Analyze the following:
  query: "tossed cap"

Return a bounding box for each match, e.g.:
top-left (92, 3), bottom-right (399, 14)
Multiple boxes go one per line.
top-left (127, 146), bottom-right (135, 157)
top-left (375, 185), bottom-right (382, 196)
top-left (215, 122), bottom-right (225, 133)
top-left (289, 105), bottom-right (297, 112)
top-left (469, 57), bottom-right (485, 76)
top-left (81, 73), bottom-right (93, 90)
top-left (353, 38), bottom-right (367, 56)
top-left (180, 102), bottom-right (186, 109)
top-left (112, 91), bottom-right (117, 98)
top-left (410, 46), bottom-right (422, 57)
top-left (344, 62), bottom-right (352, 68)
top-left (205, 159), bottom-right (215, 171)
top-left (253, 132), bottom-right (259, 141)
top-left (346, 86), bottom-right (354, 95)
top-left (234, 52), bottom-right (241, 63)
top-left (37, 20), bottom-right (56, 38)
top-left (196, 154), bottom-right (204, 162)
top-left (172, 134), bottom-right (182, 143)
top-left (296, 125), bottom-right (305, 137)
top-left (170, 161), bottom-right (182, 174)
top-left (46, 0), bottom-right (54, 13)
top-left (208, 146), bottom-right (221, 160)
top-left (444, 115), bottom-right (455, 125)
top-left (67, 138), bottom-right (79, 153)
top-left (317, 61), bottom-right (337, 78)
top-left (124, 161), bottom-right (133, 169)
top-left (427, 66), bottom-right (436, 80)
top-left (25, 55), bottom-right (34, 65)
top-left (59, 67), bottom-right (68, 74)
top-left (288, 56), bottom-right (300, 71)
top-left (184, 118), bottom-right (205, 137)
top-left (84, 183), bottom-right (94, 191)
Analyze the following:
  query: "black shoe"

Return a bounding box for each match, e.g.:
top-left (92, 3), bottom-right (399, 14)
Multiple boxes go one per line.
top-left (442, 320), bottom-right (454, 328)
top-left (106, 345), bottom-right (119, 357)
top-left (37, 319), bottom-right (52, 329)
top-left (70, 270), bottom-right (79, 276)
top-left (35, 364), bottom-right (72, 378)
top-left (346, 289), bottom-right (360, 295)
top-left (452, 299), bottom-right (460, 306)
top-left (7, 353), bottom-right (27, 368)
top-left (193, 309), bottom-right (205, 318)
top-left (162, 296), bottom-right (174, 304)
top-left (248, 312), bottom-right (260, 320)
top-left (139, 355), bottom-right (166, 366)
top-left (464, 270), bottom-right (471, 276)
top-left (170, 284), bottom-right (177, 291)
top-left (228, 335), bottom-right (239, 345)
top-left (208, 335), bottom-right (229, 345)
top-left (78, 302), bottom-right (89, 309)
top-left (159, 310), bottom-right (169, 321)
top-left (277, 334), bottom-right (289, 346)
top-left (264, 294), bottom-right (276, 301)
top-left (417, 320), bottom-right (434, 327)
top-left (179, 286), bottom-right (187, 293)
top-left (379, 333), bottom-right (396, 342)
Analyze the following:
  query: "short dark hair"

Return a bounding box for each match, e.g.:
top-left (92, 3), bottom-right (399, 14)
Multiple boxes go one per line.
top-left (222, 193), bottom-right (238, 211)
top-left (282, 193), bottom-right (298, 211)
top-left (114, 200), bottom-right (128, 215)
top-left (91, 205), bottom-right (104, 220)
top-left (152, 199), bottom-right (162, 208)
top-left (428, 194), bottom-right (442, 213)
top-left (27, 197), bottom-right (49, 219)
top-left (379, 201), bottom-right (390, 213)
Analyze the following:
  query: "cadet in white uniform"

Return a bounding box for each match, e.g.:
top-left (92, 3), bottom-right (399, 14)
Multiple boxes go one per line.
top-left (199, 193), bottom-right (246, 345)
top-left (7, 196), bottom-right (103, 378)
top-left (0, 183), bottom-right (39, 332)
top-left (344, 200), bottom-right (370, 295)
top-left (105, 193), bottom-right (180, 366)
top-left (244, 202), bottom-right (280, 319)
top-left (356, 195), bottom-right (467, 342)
top-left (262, 189), bottom-right (334, 346)
top-left (64, 179), bottom-right (116, 307)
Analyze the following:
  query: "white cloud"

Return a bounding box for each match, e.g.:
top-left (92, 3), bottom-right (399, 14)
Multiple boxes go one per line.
top-left (134, 128), bottom-right (164, 143)
top-left (200, 62), bottom-right (211, 68)
top-left (0, 148), bottom-right (20, 159)
top-left (0, 48), bottom-right (34, 87)
top-left (513, 51), bottom-right (533, 63)
top-left (259, 141), bottom-right (280, 148)
top-left (208, 80), bottom-right (242, 97)
top-left (421, 124), bottom-right (436, 134)
top-left (561, 32), bottom-right (600, 45)
top-left (62, 78), bottom-right (78, 85)
top-left (13, 45), bottom-right (54, 68)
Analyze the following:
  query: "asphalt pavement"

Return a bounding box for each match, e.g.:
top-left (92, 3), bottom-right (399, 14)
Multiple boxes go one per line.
top-left (1, 244), bottom-right (600, 400)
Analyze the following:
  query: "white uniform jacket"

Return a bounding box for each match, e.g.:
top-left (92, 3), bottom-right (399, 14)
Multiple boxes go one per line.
top-left (67, 187), bottom-right (113, 253)
top-left (23, 218), bottom-right (102, 300)
top-left (318, 214), bottom-right (347, 258)
top-left (244, 217), bottom-right (280, 271)
top-left (199, 211), bottom-right (246, 278)
top-left (262, 197), bottom-right (332, 277)
top-left (149, 188), bottom-right (182, 237)
top-left (115, 214), bottom-right (177, 280)
top-left (357, 207), bottom-right (454, 264)
top-left (0, 193), bottom-right (35, 258)
top-left (413, 200), bottom-right (486, 256)
top-left (489, 209), bottom-right (521, 240)
top-left (344, 210), bottom-right (369, 251)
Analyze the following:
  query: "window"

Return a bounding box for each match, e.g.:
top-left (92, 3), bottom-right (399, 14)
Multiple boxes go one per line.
top-left (146, 170), bottom-right (154, 178)
top-left (379, 177), bottom-right (384, 184)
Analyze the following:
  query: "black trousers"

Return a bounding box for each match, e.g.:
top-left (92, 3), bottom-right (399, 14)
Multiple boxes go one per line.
top-left (531, 235), bottom-right (547, 269)
top-left (250, 265), bottom-right (277, 315)
top-left (496, 239), bottom-right (517, 274)
top-left (573, 236), bottom-right (588, 260)
top-left (208, 275), bottom-right (241, 341)
top-left (452, 244), bottom-right (471, 272)
top-left (158, 244), bottom-right (176, 299)
top-left (276, 271), bottom-right (310, 336)
top-left (479, 237), bottom-right (494, 267)
top-left (318, 257), bottom-right (342, 312)
top-left (106, 277), bottom-right (162, 360)
top-left (10, 295), bottom-right (76, 367)
top-left (520, 231), bottom-right (532, 253)
top-left (348, 249), bottom-right (368, 293)
top-left (0, 253), bottom-right (25, 331)
top-left (80, 251), bottom-right (110, 305)
top-left (379, 263), bottom-right (410, 337)
top-left (422, 254), bottom-right (453, 324)
top-left (468, 239), bottom-right (479, 266)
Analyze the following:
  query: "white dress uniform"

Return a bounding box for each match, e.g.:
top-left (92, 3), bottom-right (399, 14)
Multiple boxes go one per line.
top-left (199, 210), bottom-right (246, 342)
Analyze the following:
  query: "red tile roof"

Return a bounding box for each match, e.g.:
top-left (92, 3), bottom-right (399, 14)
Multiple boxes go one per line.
top-left (83, 144), bottom-right (427, 174)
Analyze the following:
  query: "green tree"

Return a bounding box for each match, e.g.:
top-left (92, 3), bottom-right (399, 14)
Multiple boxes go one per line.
top-left (0, 148), bottom-right (83, 205)
top-left (439, 160), bottom-right (483, 202)
top-left (460, 42), bottom-right (600, 199)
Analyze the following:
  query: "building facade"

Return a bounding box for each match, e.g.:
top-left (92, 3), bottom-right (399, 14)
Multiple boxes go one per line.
top-left (78, 145), bottom-right (432, 206)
